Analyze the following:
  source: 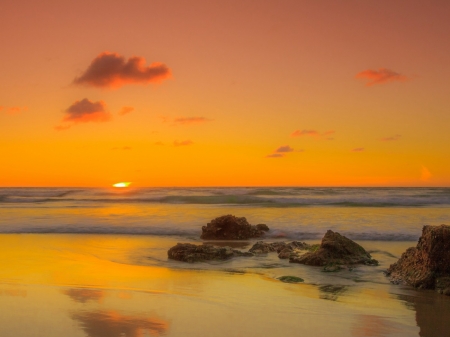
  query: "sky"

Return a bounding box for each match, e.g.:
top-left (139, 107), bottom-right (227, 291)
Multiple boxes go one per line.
top-left (1, 0), bottom-right (450, 187)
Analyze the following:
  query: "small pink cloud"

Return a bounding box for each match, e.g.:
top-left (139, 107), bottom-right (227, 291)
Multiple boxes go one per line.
top-left (119, 106), bottom-right (134, 116)
top-left (381, 134), bottom-right (401, 141)
top-left (352, 147), bottom-right (365, 152)
top-left (0, 106), bottom-right (27, 115)
top-left (173, 117), bottom-right (212, 125)
top-left (291, 129), bottom-right (320, 137)
top-left (55, 98), bottom-right (111, 130)
top-left (291, 129), bottom-right (335, 139)
top-left (356, 68), bottom-right (408, 86)
top-left (275, 145), bottom-right (294, 153)
top-left (73, 52), bottom-right (171, 89)
top-left (174, 140), bottom-right (193, 147)
top-left (266, 153), bottom-right (284, 158)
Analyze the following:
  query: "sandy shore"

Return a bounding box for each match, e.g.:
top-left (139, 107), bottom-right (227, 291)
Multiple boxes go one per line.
top-left (1, 234), bottom-right (449, 337)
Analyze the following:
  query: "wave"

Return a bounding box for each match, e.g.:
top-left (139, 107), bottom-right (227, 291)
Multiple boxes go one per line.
top-left (1, 187), bottom-right (450, 207)
top-left (0, 224), bottom-right (420, 241)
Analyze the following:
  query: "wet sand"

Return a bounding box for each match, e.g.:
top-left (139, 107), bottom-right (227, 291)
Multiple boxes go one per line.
top-left (1, 234), bottom-right (449, 337)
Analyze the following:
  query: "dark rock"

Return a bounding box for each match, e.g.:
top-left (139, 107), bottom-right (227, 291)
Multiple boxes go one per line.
top-left (277, 276), bottom-right (304, 283)
top-left (276, 241), bottom-right (311, 259)
top-left (386, 225), bottom-right (450, 292)
top-left (200, 215), bottom-right (269, 240)
top-left (278, 248), bottom-right (295, 259)
top-left (168, 243), bottom-right (253, 263)
top-left (289, 230), bottom-right (377, 267)
top-left (249, 241), bottom-right (286, 254)
top-left (256, 224), bottom-right (270, 232)
top-left (248, 241), bottom-right (309, 256)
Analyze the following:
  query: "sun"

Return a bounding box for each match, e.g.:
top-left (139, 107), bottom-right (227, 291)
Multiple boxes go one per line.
top-left (113, 182), bottom-right (131, 188)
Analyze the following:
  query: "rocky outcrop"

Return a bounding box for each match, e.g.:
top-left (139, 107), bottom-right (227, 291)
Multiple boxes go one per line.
top-left (386, 225), bottom-right (450, 295)
top-left (168, 243), bottom-right (253, 263)
top-left (289, 230), bottom-right (378, 267)
top-left (200, 215), bottom-right (269, 240)
top-left (248, 241), bottom-right (310, 258)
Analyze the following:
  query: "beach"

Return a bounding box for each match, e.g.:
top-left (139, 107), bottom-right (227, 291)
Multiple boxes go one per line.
top-left (1, 187), bottom-right (450, 336)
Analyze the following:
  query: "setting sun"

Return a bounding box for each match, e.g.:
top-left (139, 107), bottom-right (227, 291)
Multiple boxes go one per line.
top-left (113, 182), bottom-right (131, 188)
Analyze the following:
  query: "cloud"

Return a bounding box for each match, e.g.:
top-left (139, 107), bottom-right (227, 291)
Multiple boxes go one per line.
top-left (154, 141), bottom-right (164, 146)
top-left (275, 145), bottom-right (294, 153)
top-left (266, 153), bottom-right (284, 158)
top-left (0, 106), bottom-right (27, 115)
top-left (355, 68), bottom-right (408, 86)
top-left (421, 166), bottom-right (432, 181)
top-left (381, 134), bottom-right (401, 141)
top-left (291, 129), bottom-right (320, 137)
top-left (352, 147), bottom-right (365, 152)
top-left (55, 98), bottom-right (111, 130)
top-left (118, 106), bottom-right (134, 116)
top-left (173, 117), bottom-right (212, 125)
top-left (73, 52), bottom-right (171, 89)
top-left (291, 129), bottom-right (335, 139)
top-left (174, 140), bottom-right (193, 147)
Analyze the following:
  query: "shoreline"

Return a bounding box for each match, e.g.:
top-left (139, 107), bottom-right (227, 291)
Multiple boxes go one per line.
top-left (2, 233), bottom-right (450, 336)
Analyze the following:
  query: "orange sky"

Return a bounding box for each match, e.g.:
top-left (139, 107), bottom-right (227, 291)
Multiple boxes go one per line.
top-left (1, 0), bottom-right (450, 187)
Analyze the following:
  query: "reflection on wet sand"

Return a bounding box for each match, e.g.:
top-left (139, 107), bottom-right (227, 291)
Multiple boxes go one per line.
top-left (63, 288), bottom-right (104, 303)
top-left (318, 285), bottom-right (349, 301)
top-left (71, 310), bottom-right (169, 337)
top-left (0, 288), bottom-right (27, 297)
top-left (351, 315), bottom-right (401, 336)
top-left (397, 291), bottom-right (450, 337)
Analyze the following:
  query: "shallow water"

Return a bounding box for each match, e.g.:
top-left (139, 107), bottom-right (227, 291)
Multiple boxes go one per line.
top-left (1, 234), bottom-right (450, 337)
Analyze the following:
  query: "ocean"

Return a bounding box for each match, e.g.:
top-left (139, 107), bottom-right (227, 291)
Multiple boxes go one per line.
top-left (1, 187), bottom-right (449, 240)
top-left (1, 187), bottom-right (450, 336)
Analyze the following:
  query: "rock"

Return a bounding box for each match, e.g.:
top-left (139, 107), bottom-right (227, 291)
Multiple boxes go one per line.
top-left (277, 276), bottom-right (304, 283)
top-left (386, 225), bottom-right (450, 292)
top-left (256, 224), bottom-right (270, 232)
top-left (248, 241), bottom-right (310, 256)
top-left (276, 241), bottom-right (311, 259)
top-left (289, 230), bottom-right (378, 267)
top-left (249, 241), bottom-right (285, 254)
top-left (278, 248), bottom-right (295, 259)
top-left (168, 243), bottom-right (253, 263)
top-left (201, 215), bottom-right (269, 240)
top-left (436, 277), bottom-right (450, 296)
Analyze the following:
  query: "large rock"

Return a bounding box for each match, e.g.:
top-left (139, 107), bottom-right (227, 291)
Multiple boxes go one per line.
top-left (168, 243), bottom-right (253, 263)
top-left (386, 224), bottom-right (450, 294)
top-left (200, 215), bottom-right (269, 240)
top-left (289, 230), bottom-right (378, 266)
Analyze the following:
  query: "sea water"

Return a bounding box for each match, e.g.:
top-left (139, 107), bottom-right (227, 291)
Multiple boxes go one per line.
top-left (1, 187), bottom-right (450, 336)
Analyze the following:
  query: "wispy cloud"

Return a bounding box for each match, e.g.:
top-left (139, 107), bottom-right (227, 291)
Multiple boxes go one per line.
top-left (55, 98), bottom-right (111, 130)
top-left (291, 129), bottom-right (320, 137)
top-left (73, 52), bottom-right (171, 89)
top-left (291, 129), bottom-right (335, 139)
top-left (275, 145), bottom-right (294, 153)
top-left (173, 117), bottom-right (212, 125)
top-left (381, 134), bottom-right (401, 141)
top-left (356, 68), bottom-right (407, 86)
top-left (174, 140), bottom-right (193, 147)
top-left (352, 147), bottom-right (365, 152)
top-left (0, 106), bottom-right (27, 115)
top-left (154, 141), bottom-right (164, 146)
top-left (118, 106), bottom-right (134, 116)
top-left (266, 153), bottom-right (284, 158)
